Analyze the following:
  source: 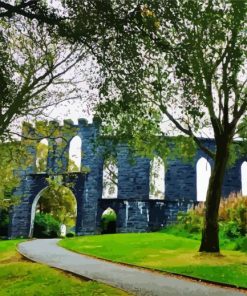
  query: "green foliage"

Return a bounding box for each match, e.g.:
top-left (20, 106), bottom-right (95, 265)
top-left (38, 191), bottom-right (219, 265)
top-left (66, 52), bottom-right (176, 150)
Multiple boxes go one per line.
top-left (218, 194), bottom-right (247, 237)
top-left (176, 211), bottom-right (203, 234)
top-left (163, 193), bottom-right (247, 251)
top-left (68, 158), bottom-right (80, 172)
top-left (33, 213), bottom-right (60, 238)
top-left (0, 209), bottom-right (9, 237)
top-left (36, 141), bottom-right (49, 172)
top-left (37, 177), bottom-right (77, 225)
top-left (88, 0), bottom-right (247, 161)
top-left (67, 0), bottom-right (247, 251)
top-left (0, 14), bottom-right (87, 140)
top-left (66, 232), bottom-right (75, 238)
top-left (221, 221), bottom-right (242, 239)
top-left (0, 142), bottom-right (32, 208)
top-left (234, 237), bottom-right (247, 253)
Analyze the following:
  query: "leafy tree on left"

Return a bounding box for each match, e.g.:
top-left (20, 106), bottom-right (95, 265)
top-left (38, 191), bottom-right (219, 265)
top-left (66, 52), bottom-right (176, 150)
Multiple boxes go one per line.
top-left (0, 11), bottom-right (88, 208)
top-left (0, 17), bottom-right (87, 140)
top-left (0, 142), bottom-right (32, 208)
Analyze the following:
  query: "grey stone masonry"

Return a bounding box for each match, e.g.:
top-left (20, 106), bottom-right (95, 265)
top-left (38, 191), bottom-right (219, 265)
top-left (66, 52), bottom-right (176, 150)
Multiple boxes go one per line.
top-left (7, 118), bottom-right (245, 238)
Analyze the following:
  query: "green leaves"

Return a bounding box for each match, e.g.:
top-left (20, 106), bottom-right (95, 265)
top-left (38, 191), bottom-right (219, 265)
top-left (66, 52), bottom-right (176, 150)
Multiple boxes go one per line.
top-left (0, 141), bottom-right (32, 208)
top-left (38, 177), bottom-right (77, 225)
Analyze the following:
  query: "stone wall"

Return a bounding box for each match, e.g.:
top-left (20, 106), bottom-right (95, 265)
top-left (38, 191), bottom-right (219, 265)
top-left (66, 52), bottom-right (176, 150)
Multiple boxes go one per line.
top-left (98, 198), bottom-right (198, 233)
top-left (7, 118), bottom-right (245, 238)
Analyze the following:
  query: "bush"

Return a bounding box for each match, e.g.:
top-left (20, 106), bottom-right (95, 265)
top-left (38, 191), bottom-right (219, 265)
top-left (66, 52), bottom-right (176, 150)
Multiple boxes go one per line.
top-left (0, 209), bottom-right (9, 237)
top-left (33, 213), bottom-right (60, 238)
top-left (234, 236), bottom-right (247, 252)
top-left (66, 232), bottom-right (75, 238)
top-left (177, 211), bottom-right (203, 233)
top-left (220, 221), bottom-right (242, 239)
top-left (162, 193), bottom-right (247, 249)
top-left (218, 193), bottom-right (247, 236)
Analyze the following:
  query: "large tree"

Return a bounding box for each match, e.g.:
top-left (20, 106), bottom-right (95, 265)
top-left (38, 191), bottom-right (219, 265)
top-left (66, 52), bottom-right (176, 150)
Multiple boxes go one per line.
top-left (0, 16), bottom-right (89, 140)
top-left (68, 1), bottom-right (247, 252)
top-left (0, 1), bottom-right (63, 24)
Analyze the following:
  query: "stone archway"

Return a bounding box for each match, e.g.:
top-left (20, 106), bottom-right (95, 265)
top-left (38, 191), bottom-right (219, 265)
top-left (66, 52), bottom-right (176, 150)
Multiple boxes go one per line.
top-left (29, 186), bottom-right (48, 237)
top-left (9, 173), bottom-right (86, 238)
top-left (29, 184), bottom-right (78, 238)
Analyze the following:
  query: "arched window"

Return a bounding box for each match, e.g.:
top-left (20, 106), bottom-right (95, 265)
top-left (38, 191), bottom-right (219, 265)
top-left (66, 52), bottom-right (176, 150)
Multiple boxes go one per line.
top-left (241, 161), bottom-right (247, 196)
top-left (36, 138), bottom-right (48, 172)
top-left (102, 157), bottom-right (118, 199)
top-left (196, 157), bottom-right (211, 202)
top-left (149, 156), bottom-right (165, 199)
top-left (68, 136), bottom-right (82, 172)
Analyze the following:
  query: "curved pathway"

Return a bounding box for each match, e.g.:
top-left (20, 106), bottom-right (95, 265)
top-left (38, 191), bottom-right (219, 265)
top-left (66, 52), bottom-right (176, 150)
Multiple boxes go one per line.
top-left (18, 239), bottom-right (246, 296)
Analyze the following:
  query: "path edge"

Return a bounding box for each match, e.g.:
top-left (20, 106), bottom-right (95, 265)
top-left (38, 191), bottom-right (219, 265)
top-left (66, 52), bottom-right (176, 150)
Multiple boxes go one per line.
top-left (17, 240), bottom-right (134, 295)
top-left (58, 239), bottom-right (247, 294)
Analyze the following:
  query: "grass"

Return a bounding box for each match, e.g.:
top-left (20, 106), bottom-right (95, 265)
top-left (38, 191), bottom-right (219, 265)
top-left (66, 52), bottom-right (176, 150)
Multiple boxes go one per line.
top-left (59, 232), bottom-right (247, 289)
top-left (0, 239), bottom-right (130, 296)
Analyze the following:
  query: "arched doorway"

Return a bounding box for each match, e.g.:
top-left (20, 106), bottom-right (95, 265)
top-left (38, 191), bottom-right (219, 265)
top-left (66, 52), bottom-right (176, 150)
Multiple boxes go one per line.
top-left (241, 161), bottom-right (247, 196)
top-left (30, 182), bottom-right (77, 238)
top-left (149, 156), bottom-right (165, 199)
top-left (100, 207), bottom-right (117, 234)
top-left (196, 157), bottom-right (211, 202)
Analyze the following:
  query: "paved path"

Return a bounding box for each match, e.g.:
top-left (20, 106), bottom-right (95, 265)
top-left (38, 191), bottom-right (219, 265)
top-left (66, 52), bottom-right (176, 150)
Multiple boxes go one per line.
top-left (18, 239), bottom-right (246, 296)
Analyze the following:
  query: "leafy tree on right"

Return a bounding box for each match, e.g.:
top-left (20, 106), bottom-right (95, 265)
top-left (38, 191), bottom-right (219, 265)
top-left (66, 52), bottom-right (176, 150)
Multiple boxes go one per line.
top-left (89, 1), bottom-right (247, 252)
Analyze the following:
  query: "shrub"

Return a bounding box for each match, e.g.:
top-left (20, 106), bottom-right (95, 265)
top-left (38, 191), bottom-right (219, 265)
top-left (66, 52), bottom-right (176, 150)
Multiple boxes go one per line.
top-left (0, 209), bottom-right (9, 237)
top-left (234, 236), bottom-right (247, 252)
top-left (66, 232), bottom-right (75, 238)
top-left (218, 193), bottom-right (247, 236)
top-left (33, 213), bottom-right (60, 238)
top-left (220, 221), bottom-right (242, 239)
top-left (177, 211), bottom-right (203, 233)
top-left (164, 193), bottom-right (246, 244)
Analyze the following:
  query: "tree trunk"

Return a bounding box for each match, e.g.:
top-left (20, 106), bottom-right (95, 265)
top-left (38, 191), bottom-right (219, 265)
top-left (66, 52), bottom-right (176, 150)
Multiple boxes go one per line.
top-left (199, 138), bottom-right (230, 253)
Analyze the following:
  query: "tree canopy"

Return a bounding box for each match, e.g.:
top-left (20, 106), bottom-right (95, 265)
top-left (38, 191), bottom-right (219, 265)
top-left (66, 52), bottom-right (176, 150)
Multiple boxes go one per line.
top-left (0, 16), bottom-right (89, 140)
top-left (37, 177), bottom-right (76, 225)
top-left (88, 0), bottom-right (247, 252)
top-left (0, 141), bottom-right (31, 208)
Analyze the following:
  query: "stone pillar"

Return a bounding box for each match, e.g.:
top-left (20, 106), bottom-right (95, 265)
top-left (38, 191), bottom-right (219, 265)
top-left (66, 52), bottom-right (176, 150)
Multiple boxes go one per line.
top-left (165, 157), bottom-right (197, 200)
top-left (9, 173), bottom-right (47, 238)
top-left (117, 145), bottom-right (150, 200)
top-left (64, 173), bottom-right (85, 235)
top-left (76, 118), bottom-right (104, 235)
top-left (222, 159), bottom-right (242, 197)
top-left (117, 200), bottom-right (150, 232)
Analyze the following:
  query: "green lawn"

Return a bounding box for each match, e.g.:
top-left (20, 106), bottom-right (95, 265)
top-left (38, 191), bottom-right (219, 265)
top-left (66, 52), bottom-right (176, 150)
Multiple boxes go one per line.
top-left (60, 233), bottom-right (247, 288)
top-left (0, 240), bottom-right (130, 296)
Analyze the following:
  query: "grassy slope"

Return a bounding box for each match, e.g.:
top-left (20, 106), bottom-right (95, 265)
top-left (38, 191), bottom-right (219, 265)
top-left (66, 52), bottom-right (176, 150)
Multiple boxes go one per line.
top-left (60, 233), bottom-right (247, 288)
top-left (0, 240), bottom-right (130, 296)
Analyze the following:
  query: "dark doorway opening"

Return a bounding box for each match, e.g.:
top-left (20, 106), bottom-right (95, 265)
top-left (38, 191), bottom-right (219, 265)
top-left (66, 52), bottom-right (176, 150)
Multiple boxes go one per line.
top-left (101, 207), bottom-right (117, 234)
